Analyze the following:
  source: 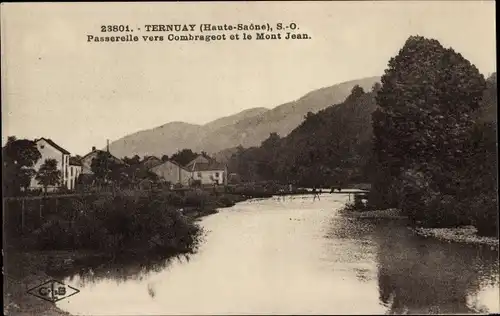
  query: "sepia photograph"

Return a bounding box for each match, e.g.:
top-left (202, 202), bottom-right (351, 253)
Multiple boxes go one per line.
top-left (2, 1), bottom-right (498, 315)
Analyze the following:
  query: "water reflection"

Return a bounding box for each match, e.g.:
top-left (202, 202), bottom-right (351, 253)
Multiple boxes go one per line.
top-left (326, 214), bottom-right (499, 314)
top-left (52, 254), bottom-right (190, 288)
top-left (375, 230), bottom-right (499, 314)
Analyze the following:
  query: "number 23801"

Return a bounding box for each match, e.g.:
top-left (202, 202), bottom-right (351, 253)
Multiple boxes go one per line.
top-left (101, 25), bottom-right (132, 32)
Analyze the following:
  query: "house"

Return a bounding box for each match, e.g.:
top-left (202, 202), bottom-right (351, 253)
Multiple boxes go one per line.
top-left (68, 156), bottom-right (82, 190)
top-left (185, 154), bottom-right (227, 186)
top-left (140, 156), bottom-right (163, 170)
top-left (30, 138), bottom-right (72, 191)
top-left (80, 146), bottom-right (124, 175)
top-left (149, 160), bottom-right (191, 186)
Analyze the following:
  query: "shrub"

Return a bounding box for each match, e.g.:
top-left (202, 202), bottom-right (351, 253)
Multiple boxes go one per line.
top-left (26, 189), bottom-right (203, 255)
top-left (216, 195), bottom-right (235, 207)
top-left (155, 191), bottom-right (184, 207)
top-left (190, 179), bottom-right (202, 187)
top-left (184, 190), bottom-right (209, 207)
top-left (173, 183), bottom-right (183, 189)
top-left (464, 193), bottom-right (498, 237)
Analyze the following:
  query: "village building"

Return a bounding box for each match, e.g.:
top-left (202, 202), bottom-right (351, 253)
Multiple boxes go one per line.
top-left (68, 157), bottom-right (82, 191)
top-left (29, 138), bottom-right (72, 191)
top-left (149, 160), bottom-right (191, 186)
top-left (149, 154), bottom-right (227, 187)
top-left (80, 146), bottom-right (123, 175)
top-left (185, 154), bottom-right (227, 186)
top-left (140, 156), bottom-right (163, 170)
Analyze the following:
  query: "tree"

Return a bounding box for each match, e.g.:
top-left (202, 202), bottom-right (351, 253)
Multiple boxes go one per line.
top-left (123, 155), bottom-right (141, 166)
top-left (161, 154), bottom-right (169, 162)
top-left (2, 138), bottom-right (41, 195)
top-left (371, 82), bottom-right (382, 93)
top-left (261, 132), bottom-right (281, 150)
top-left (91, 151), bottom-right (124, 185)
top-left (370, 35), bottom-right (486, 211)
top-left (170, 149), bottom-right (199, 166)
top-left (35, 159), bottom-right (61, 193)
top-left (345, 85), bottom-right (365, 103)
top-left (19, 168), bottom-right (36, 192)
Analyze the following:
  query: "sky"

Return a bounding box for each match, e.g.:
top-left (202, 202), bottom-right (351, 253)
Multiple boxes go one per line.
top-left (1, 1), bottom-right (496, 155)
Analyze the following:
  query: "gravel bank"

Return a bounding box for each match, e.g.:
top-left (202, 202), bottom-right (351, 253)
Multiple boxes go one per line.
top-left (412, 226), bottom-right (499, 248)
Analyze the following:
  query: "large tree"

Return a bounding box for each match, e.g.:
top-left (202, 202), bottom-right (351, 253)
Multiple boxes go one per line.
top-left (170, 149), bottom-right (199, 166)
top-left (370, 35), bottom-right (486, 209)
top-left (91, 151), bottom-right (125, 185)
top-left (35, 159), bottom-right (61, 193)
top-left (2, 137), bottom-right (41, 195)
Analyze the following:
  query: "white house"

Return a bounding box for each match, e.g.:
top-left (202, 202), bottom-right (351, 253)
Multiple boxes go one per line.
top-left (30, 138), bottom-right (72, 191)
top-left (185, 155), bottom-right (227, 186)
top-left (68, 157), bottom-right (82, 190)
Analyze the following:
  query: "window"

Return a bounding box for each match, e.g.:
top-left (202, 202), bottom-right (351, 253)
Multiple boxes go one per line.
top-left (71, 167), bottom-right (73, 177)
top-left (215, 172), bottom-right (219, 177)
top-left (40, 145), bottom-right (45, 149)
top-left (197, 172), bottom-right (202, 178)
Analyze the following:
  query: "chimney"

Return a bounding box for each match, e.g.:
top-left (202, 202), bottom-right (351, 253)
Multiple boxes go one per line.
top-left (92, 146), bottom-right (96, 151)
top-left (106, 139), bottom-right (110, 153)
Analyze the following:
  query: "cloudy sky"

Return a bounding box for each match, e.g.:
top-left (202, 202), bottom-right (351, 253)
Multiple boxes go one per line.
top-left (1, 1), bottom-right (496, 155)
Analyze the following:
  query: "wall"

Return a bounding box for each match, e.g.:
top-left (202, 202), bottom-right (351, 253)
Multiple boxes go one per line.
top-left (68, 165), bottom-right (82, 190)
top-left (179, 168), bottom-right (192, 186)
top-left (150, 161), bottom-right (190, 186)
top-left (30, 139), bottom-right (68, 191)
top-left (192, 169), bottom-right (225, 185)
top-left (80, 151), bottom-right (98, 174)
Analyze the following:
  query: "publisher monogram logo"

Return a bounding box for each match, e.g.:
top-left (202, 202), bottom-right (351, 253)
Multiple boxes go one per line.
top-left (27, 279), bottom-right (80, 303)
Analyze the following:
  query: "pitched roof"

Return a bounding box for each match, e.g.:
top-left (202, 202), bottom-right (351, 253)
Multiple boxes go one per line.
top-left (185, 154), bottom-right (221, 168)
top-left (35, 138), bottom-right (70, 154)
top-left (150, 159), bottom-right (190, 171)
top-left (69, 156), bottom-right (82, 166)
top-left (141, 157), bottom-right (163, 169)
top-left (190, 161), bottom-right (226, 172)
top-left (81, 149), bottom-right (123, 163)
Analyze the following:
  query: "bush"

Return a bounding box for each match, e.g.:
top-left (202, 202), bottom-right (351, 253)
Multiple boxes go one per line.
top-left (156, 191), bottom-right (184, 207)
top-left (27, 190), bottom-right (203, 255)
top-left (216, 195), bottom-right (236, 207)
top-left (173, 183), bottom-right (183, 189)
top-left (190, 179), bottom-right (202, 187)
top-left (464, 193), bottom-right (498, 237)
top-left (183, 190), bottom-right (209, 207)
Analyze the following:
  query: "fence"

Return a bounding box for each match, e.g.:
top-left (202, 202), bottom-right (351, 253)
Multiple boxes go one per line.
top-left (3, 192), bottom-right (114, 244)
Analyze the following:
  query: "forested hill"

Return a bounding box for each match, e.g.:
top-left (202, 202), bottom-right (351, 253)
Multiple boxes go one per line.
top-left (227, 85), bottom-right (379, 186)
top-left (228, 71), bottom-right (496, 187)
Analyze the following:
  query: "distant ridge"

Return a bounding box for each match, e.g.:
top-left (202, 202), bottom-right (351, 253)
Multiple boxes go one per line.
top-left (108, 76), bottom-right (380, 158)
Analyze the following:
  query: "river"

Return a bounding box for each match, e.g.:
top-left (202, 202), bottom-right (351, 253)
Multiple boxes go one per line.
top-left (56, 193), bottom-right (499, 315)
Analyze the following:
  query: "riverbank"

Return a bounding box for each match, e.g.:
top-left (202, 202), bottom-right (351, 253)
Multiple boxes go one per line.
top-left (4, 251), bottom-right (89, 316)
top-left (338, 204), bottom-right (499, 248)
top-left (412, 226), bottom-right (499, 248)
top-left (340, 208), bottom-right (407, 220)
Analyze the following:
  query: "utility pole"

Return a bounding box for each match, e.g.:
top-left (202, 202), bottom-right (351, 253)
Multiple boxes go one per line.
top-left (105, 140), bottom-right (109, 186)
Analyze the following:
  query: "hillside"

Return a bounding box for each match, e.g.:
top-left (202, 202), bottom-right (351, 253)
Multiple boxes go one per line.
top-left (226, 71), bottom-right (497, 185)
top-left (227, 86), bottom-right (378, 185)
top-left (206, 76), bottom-right (380, 153)
top-left (108, 76), bottom-right (380, 158)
